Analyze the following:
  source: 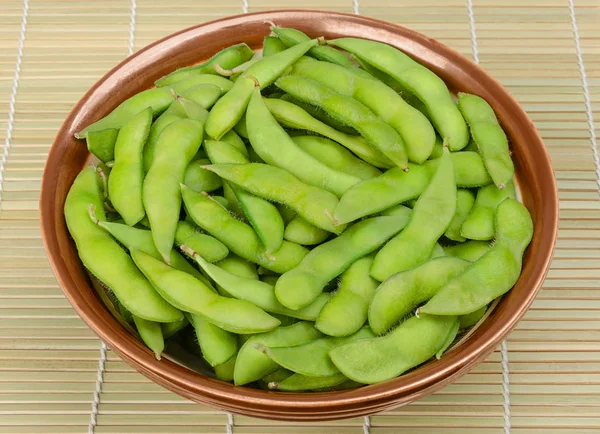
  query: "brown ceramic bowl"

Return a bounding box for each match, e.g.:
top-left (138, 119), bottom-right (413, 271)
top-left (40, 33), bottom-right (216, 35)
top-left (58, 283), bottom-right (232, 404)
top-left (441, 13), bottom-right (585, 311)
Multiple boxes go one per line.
top-left (40, 9), bottom-right (558, 421)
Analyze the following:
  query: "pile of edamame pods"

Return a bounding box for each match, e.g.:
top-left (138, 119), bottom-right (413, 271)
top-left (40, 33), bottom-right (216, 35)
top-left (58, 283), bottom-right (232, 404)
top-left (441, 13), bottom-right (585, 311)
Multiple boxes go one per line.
top-left (65, 24), bottom-right (534, 391)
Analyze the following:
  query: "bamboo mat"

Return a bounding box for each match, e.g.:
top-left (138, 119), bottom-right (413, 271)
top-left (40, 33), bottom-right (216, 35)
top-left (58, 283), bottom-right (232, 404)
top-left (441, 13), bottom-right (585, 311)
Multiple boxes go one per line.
top-left (0, 0), bottom-right (598, 432)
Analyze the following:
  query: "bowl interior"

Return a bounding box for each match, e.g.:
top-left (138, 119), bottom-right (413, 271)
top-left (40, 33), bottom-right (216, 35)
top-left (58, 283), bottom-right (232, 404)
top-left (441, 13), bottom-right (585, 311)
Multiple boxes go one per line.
top-left (40, 9), bottom-right (558, 421)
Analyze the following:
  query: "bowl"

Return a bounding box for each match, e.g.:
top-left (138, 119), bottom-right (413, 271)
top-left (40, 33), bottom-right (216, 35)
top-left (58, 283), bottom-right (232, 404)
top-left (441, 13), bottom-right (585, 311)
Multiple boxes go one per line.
top-left (39, 9), bottom-right (558, 421)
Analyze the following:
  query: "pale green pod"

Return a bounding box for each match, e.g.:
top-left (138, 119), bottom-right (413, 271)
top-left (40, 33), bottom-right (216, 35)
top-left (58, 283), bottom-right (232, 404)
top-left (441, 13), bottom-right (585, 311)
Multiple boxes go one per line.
top-left (458, 92), bottom-right (514, 188)
top-left (174, 221), bottom-right (229, 263)
top-left (86, 128), bottom-right (119, 163)
top-left (330, 314), bottom-right (459, 384)
top-left (425, 151), bottom-right (492, 188)
top-left (275, 214), bottom-right (411, 311)
top-left (180, 84), bottom-right (222, 109)
top-left (161, 317), bottom-right (189, 339)
top-left (188, 313), bottom-right (237, 367)
top-left (167, 74), bottom-right (234, 95)
top-left (443, 240), bottom-right (491, 262)
top-left (371, 149), bottom-right (457, 281)
top-left (107, 108), bottom-right (152, 226)
top-left (214, 355), bottom-right (237, 382)
top-left (291, 135), bottom-right (381, 180)
top-left (133, 315), bottom-right (164, 360)
top-left (315, 256), bottom-right (378, 337)
top-left (268, 373), bottom-right (348, 391)
top-left (234, 322), bottom-right (323, 385)
top-left (368, 257), bottom-right (470, 335)
top-left (262, 35), bottom-right (287, 56)
top-left (184, 158), bottom-right (223, 193)
top-left (258, 327), bottom-right (374, 377)
top-left (460, 181), bottom-right (516, 240)
top-left (459, 305), bottom-right (488, 329)
top-left (283, 216), bottom-right (330, 246)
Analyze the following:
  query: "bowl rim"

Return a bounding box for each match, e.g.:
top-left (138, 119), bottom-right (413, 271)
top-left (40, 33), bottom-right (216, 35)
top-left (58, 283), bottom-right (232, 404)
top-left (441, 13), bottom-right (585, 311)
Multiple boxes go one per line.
top-left (39, 8), bottom-right (559, 420)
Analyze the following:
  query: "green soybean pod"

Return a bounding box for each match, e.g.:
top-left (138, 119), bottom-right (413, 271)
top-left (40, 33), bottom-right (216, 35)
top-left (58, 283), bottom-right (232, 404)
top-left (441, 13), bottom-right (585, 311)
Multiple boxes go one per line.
top-left (420, 198), bottom-right (534, 316)
top-left (268, 373), bottom-right (348, 391)
top-left (184, 158), bottom-right (223, 193)
top-left (188, 313), bottom-right (237, 367)
top-left (174, 221), bottom-right (229, 263)
top-left (258, 327), bottom-right (374, 377)
top-left (131, 249), bottom-right (280, 334)
top-left (315, 256), bottom-right (378, 337)
top-left (283, 216), bottom-right (330, 246)
top-left (203, 163), bottom-right (344, 234)
top-left (107, 108), bottom-right (152, 226)
top-left (246, 88), bottom-right (362, 197)
top-left (181, 185), bottom-right (308, 273)
top-left (234, 321), bottom-right (323, 385)
top-left (461, 181), bottom-right (516, 240)
top-left (155, 43), bottom-right (254, 87)
top-left (459, 306), bottom-right (488, 329)
top-left (291, 58), bottom-right (436, 164)
top-left (328, 38), bottom-right (469, 151)
top-left (275, 75), bottom-right (409, 170)
top-left (263, 36), bottom-right (287, 56)
top-left (217, 254), bottom-right (259, 280)
top-left (167, 74), bottom-right (234, 95)
top-left (220, 129), bottom-right (248, 157)
top-left (275, 214), bottom-right (412, 310)
top-left (264, 97), bottom-right (393, 168)
top-left (235, 188), bottom-right (284, 255)
top-left (458, 93), bottom-right (514, 189)
top-left (143, 118), bottom-right (204, 263)
top-left (205, 39), bottom-right (318, 140)
top-left (75, 88), bottom-right (175, 139)
top-left (445, 189), bottom-right (476, 242)
top-left (291, 135), bottom-right (381, 180)
top-left (142, 112), bottom-right (182, 174)
top-left (334, 165), bottom-right (430, 225)
top-left (86, 129), bottom-right (119, 163)
top-left (64, 168), bottom-right (182, 323)
top-left (180, 84), bottom-right (222, 110)
top-left (330, 314), bottom-right (459, 384)
top-left (183, 248), bottom-right (330, 321)
top-left (443, 240), bottom-right (491, 262)
top-left (161, 317), bottom-right (189, 339)
top-left (368, 257), bottom-right (470, 335)
top-left (270, 26), bottom-right (354, 67)
top-left (132, 315), bottom-right (164, 360)
top-left (371, 148), bottom-right (456, 281)
top-left (214, 355), bottom-right (237, 382)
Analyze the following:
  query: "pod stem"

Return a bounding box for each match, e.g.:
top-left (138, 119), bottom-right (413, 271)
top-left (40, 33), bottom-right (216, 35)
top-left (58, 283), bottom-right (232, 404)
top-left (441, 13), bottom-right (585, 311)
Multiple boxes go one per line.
top-left (88, 204), bottom-right (100, 225)
top-left (214, 63), bottom-right (236, 76)
top-left (179, 244), bottom-right (199, 261)
top-left (243, 74), bottom-right (260, 88)
top-left (95, 165), bottom-right (108, 199)
top-left (267, 381), bottom-right (279, 390)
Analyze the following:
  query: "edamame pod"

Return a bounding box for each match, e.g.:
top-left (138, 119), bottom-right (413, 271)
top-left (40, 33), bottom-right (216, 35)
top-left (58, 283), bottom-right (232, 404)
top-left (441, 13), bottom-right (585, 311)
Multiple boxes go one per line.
top-left (330, 314), bottom-right (459, 384)
top-left (371, 149), bottom-right (456, 281)
top-left (445, 189), bottom-right (476, 242)
top-left (368, 257), bottom-right (470, 335)
top-left (268, 373), bottom-right (348, 391)
top-left (264, 97), bottom-right (393, 168)
top-left (181, 185), bottom-right (308, 273)
top-left (131, 250), bottom-right (280, 334)
top-left (275, 214), bottom-right (412, 310)
top-left (220, 130), bottom-right (248, 157)
top-left (107, 107), bottom-right (152, 226)
top-left (258, 327), bottom-right (374, 377)
top-left (155, 43), bottom-right (254, 87)
top-left (180, 84), bottom-right (222, 109)
top-left (167, 74), bottom-right (234, 95)
top-left (215, 355), bottom-right (237, 382)
top-left (328, 38), bottom-right (469, 151)
top-left (161, 317), bottom-right (189, 339)
top-left (275, 75), bottom-right (409, 170)
top-left (234, 322), bottom-right (323, 385)
top-left (458, 93), bottom-right (514, 189)
top-left (459, 306), bottom-right (488, 329)
top-left (174, 221), bottom-right (229, 263)
top-left (143, 118), bottom-right (204, 263)
top-left (64, 168), bottom-right (182, 323)
top-left (133, 315), bottom-right (164, 360)
top-left (246, 89), bottom-right (362, 196)
top-left (291, 135), bottom-right (381, 180)
top-left (283, 216), bottom-right (330, 246)
top-left (291, 59), bottom-right (436, 164)
top-left (75, 88), bottom-right (175, 139)
top-left (420, 198), bottom-right (533, 315)
top-left (205, 39), bottom-right (318, 140)
top-left (262, 35), bottom-right (287, 56)
top-left (142, 112), bottom-right (182, 173)
top-left (334, 165), bottom-right (430, 225)
top-left (315, 255), bottom-right (378, 337)
top-left (270, 26), bottom-right (353, 68)
top-left (202, 163), bottom-right (344, 234)
top-left (425, 151), bottom-right (493, 188)
top-left (86, 128), bottom-right (118, 163)
top-left (183, 248), bottom-right (330, 321)
top-left (460, 181), bottom-right (516, 240)
top-left (188, 313), bottom-right (237, 367)
top-left (443, 240), bottom-right (491, 262)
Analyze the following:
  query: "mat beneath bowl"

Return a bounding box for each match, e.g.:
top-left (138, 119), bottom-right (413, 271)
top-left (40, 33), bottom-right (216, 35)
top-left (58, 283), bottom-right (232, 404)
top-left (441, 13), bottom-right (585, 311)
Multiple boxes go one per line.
top-left (1, 0), bottom-right (598, 432)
